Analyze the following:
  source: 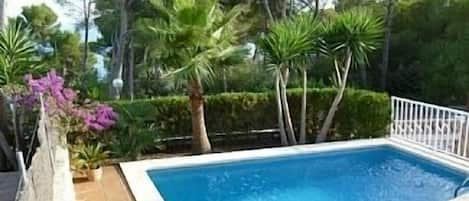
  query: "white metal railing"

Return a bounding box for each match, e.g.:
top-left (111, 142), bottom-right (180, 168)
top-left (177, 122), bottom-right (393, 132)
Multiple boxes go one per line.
top-left (391, 96), bottom-right (469, 159)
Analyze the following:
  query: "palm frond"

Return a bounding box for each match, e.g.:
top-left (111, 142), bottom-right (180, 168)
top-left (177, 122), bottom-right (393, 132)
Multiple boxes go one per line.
top-left (149, 0), bottom-right (247, 86)
top-left (258, 13), bottom-right (320, 68)
top-left (319, 8), bottom-right (384, 66)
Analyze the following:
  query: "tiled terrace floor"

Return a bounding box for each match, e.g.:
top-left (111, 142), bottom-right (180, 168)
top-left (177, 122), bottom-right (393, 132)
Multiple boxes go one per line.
top-left (74, 166), bottom-right (134, 201)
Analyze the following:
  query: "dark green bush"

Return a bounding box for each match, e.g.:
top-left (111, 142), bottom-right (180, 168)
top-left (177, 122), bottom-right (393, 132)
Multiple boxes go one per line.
top-left (108, 88), bottom-right (390, 143)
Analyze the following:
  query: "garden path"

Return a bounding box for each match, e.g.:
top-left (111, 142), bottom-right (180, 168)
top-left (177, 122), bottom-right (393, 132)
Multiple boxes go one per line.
top-left (74, 166), bottom-right (133, 201)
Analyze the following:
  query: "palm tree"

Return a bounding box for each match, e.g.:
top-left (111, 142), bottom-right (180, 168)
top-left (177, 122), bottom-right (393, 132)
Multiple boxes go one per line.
top-left (258, 14), bottom-right (319, 145)
top-left (315, 8), bottom-right (383, 143)
top-left (149, 0), bottom-right (247, 154)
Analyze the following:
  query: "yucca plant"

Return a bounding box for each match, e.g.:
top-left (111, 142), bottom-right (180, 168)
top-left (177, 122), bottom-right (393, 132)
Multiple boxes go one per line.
top-left (109, 108), bottom-right (156, 160)
top-left (258, 13), bottom-right (320, 145)
top-left (0, 22), bottom-right (41, 86)
top-left (0, 22), bottom-right (40, 170)
top-left (71, 143), bottom-right (109, 170)
top-left (316, 8), bottom-right (384, 143)
top-left (148, 0), bottom-right (248, 154)
top-left (71, 143), bottom-right (109, 181)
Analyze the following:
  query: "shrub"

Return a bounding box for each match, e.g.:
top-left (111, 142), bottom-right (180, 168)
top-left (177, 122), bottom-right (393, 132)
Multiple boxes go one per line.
top-left (107, 107), bottom-right (158, 159)
top-left (108, 88), bottom-right (390, 143)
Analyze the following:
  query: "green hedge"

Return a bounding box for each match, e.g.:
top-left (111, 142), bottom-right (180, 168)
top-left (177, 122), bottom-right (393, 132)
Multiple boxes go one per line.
top-left (108, 88), bottom-right (390, 142)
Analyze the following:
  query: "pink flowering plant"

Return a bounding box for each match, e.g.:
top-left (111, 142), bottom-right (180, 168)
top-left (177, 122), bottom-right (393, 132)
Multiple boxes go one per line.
top-left (22, 70), bottom-right (118, 135)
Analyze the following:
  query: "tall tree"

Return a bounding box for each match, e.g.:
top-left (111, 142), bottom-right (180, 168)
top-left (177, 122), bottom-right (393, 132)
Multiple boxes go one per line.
top-left (110, 0), bottom-right (130, 99)
top-left (56, 0), bottom-right (96, 74)
top-left (48, 30), bottom-right (84, 82)
top-left (149, 0), bottom-right (247, 153)
top-left (20, 4), bottom-right (58, 42)
top-left (96, 0), bottom-right (140, 99)
top-left (20, 4), bottom-right (86, 84)
top-left (316, 8), bottom-right (383, 143)
top-left (379, 0), bottom-right (394, 90)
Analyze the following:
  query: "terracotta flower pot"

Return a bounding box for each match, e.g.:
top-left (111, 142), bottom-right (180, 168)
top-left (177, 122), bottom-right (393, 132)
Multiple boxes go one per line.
top-left (87, 167), bottom-right (103, 181)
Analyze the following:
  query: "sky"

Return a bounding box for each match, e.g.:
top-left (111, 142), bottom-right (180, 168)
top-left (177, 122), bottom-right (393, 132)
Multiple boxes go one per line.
top-left (5, 0), bottom-right (100, 41)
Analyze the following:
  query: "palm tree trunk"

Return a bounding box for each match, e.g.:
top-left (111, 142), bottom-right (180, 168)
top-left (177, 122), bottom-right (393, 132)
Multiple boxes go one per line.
top-left (275, 71), bottom-right (288, 146)
top-left (280, 68), bottom-right (297, 145)
top-left (189, 77), bottom-right (211, 154)
top-left (299, 68), bottom-right (307, 144)
top-left (334, 59), bottom-right (342, 86)
top-left (316, 52), bottom-right (352, 143)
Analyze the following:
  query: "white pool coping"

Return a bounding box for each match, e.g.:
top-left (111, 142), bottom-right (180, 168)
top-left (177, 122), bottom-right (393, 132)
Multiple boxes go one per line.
top-left (120, 138), bottom-right (469, 201)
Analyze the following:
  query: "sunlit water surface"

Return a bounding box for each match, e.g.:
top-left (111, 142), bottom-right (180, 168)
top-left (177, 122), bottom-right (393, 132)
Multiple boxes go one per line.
top-left (148, 146), bottom-right (466, 201)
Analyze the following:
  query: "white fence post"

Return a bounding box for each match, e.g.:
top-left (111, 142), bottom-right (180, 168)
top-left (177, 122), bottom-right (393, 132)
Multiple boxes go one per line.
top-left (390, 96), bottom-right (469, 159)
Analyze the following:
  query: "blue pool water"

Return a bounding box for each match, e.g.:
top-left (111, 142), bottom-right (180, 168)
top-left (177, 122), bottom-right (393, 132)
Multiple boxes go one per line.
top-left (147, 146), bottom-right (467, 201)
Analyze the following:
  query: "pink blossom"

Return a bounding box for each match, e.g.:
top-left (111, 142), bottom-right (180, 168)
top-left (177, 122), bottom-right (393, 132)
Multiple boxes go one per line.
top-left (63, 88), bottom-right (77, 101)
top-left (20, 70), bottom-right (118, 133)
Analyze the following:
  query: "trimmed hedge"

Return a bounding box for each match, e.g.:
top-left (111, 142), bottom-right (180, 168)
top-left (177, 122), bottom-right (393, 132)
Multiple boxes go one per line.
top-left (108, 88), bottom-right (390, 142)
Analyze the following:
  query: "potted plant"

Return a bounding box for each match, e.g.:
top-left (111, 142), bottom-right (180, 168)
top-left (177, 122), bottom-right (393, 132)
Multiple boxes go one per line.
top-left (71, 143), bottom-right (109, 181)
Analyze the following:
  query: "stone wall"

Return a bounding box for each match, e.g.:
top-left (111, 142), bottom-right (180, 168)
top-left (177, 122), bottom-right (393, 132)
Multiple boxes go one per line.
top-left (16, 111), bottom-right (75, 201)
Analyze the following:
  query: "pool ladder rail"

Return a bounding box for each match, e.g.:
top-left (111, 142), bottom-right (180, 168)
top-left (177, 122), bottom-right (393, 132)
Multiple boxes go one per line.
top-left (454, 177), bottom-right (469, 198)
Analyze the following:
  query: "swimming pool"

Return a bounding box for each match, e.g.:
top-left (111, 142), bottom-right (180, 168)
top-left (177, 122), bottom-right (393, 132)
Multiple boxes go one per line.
top-left (121, 139), bottom-right (469, 201)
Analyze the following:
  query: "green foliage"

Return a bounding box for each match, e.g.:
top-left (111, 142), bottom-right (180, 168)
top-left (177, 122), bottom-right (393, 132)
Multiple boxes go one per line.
top-left (419, 30), bottom-right (469, 104)
top-left (46, 30), bottom-right (84, 82)
top-left (107, 108), bottom-right (158, 159)
top-left (335, 0), bottom-right (382, 12)
top-left (206, 62), bottom-right (273, 93)
top-left (388, 0), bottom-right (469, 105)
top-left (79, 70), bottom-right (109, 100)
top-left (0, 22), bottom-right (42, 85)
top-left (148, 0), bottom-right (248, 84)
top-left (320, 8), bottom-right (383, 66)
top-left (18, 3), bottom-right (94, 86)
top-left (71, 143), bottom-right (109, 170)
top-left (20, 3), bottom-right (58, 41)
top-left (108, 89), bottom-right (390, 142)
top-left (258, 14), bottom-right (319, 66)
